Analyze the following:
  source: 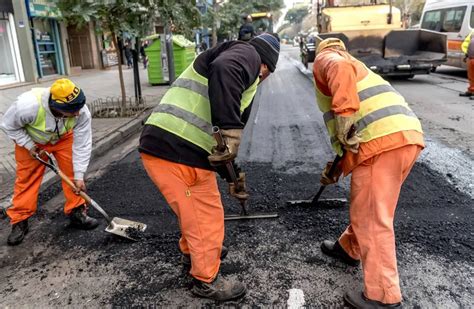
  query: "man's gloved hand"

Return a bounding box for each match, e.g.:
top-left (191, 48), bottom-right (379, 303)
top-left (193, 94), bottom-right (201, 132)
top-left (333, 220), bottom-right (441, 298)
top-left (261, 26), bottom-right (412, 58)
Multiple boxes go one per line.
top-left (208, 129), bottom-right (242, 166)
top-left (229, 172), bottom-right (249, 201)
top-left (29, 145), bottom-right (46, 159)
top-left (320, 161), bottom-right (343, 186)
top-left (73, 180), bottom-right (86, 195)
top-left (335, 115), bottom-right (362, 154)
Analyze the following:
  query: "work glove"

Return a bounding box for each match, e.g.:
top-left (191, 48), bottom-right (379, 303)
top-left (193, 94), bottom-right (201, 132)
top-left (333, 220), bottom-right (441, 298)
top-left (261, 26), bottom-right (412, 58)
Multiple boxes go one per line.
top-left (229, 172), bottom-right (249, 201)
top-left (335, 115), bottom-right (362, 154)
top-left (29, 145), bottom-right (46, 159)
top-left (320, 160), bottom-right (343, 186)
top-left (208, 129), bottom-right (242, 166)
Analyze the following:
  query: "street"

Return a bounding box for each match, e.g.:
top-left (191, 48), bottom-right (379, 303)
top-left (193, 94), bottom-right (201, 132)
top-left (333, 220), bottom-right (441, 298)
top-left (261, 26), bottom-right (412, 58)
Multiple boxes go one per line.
top-left (0, 45), bottom-right (472, 307)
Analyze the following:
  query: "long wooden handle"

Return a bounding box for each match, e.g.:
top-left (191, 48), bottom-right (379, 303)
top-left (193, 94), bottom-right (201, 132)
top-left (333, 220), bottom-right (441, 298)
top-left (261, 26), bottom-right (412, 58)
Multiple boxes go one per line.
top-left (57, 170), bottom-right (92, 204)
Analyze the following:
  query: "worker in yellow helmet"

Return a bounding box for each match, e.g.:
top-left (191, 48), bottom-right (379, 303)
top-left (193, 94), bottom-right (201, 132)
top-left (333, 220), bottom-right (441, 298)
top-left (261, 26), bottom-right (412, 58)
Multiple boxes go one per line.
top-left (1, 78), bottom-right (98, 246)
top-left (312, 38), bottom-right (424, 308)
top-left (460, 30), bottom-right (474, 97)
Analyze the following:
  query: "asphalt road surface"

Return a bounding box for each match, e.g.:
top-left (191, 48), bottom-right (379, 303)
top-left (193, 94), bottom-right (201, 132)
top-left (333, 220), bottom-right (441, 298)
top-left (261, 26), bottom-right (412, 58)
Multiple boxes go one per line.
top-left (0, 45), bottom-right (472, 308)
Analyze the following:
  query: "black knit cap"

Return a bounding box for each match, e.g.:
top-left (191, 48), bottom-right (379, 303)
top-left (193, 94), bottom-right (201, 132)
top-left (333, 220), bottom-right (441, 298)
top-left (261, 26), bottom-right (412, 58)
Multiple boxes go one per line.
top-left (249, 33), bottom-right (280, 72)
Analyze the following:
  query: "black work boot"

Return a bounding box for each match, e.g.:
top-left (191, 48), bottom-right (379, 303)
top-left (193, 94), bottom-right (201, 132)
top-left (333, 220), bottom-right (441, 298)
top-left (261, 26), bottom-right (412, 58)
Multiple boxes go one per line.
top-left (181, 246), bottom-right (229, 268)
top-left (321, 240), bottom-right (360, 266)
top-left (7, 219), bottom-right (29, 246)
top-left (344, 290), bottom-right (402, 308)
top-left (191, 275), bottom-right (246, 301)
top-left (459, 91), bottom-right (474, 97)
top-left (69, 205), bottom-right (99, 230)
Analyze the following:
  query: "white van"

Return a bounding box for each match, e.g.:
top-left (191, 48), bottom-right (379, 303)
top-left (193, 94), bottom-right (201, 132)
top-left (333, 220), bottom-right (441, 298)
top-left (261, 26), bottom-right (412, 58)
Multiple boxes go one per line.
top-left (420, 0), bottom-right (474, 69)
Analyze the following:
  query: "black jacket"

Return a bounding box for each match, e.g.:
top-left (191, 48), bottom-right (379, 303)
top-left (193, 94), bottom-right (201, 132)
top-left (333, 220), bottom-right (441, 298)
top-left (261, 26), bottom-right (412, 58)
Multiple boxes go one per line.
top-left (139, 41), bottom-right (261, 172)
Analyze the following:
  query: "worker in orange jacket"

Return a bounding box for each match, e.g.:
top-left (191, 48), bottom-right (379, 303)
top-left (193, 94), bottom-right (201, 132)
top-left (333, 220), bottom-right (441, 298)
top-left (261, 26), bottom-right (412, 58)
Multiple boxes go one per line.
top-left (312, 38), bottom-right (425, 308)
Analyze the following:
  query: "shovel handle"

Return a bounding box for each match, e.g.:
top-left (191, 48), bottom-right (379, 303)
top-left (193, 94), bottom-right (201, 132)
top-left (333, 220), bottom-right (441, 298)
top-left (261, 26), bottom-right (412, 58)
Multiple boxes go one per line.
top-left (57, 169), bottom-right (113, 223)
top-left (56, 169), bottom-right (92, 204)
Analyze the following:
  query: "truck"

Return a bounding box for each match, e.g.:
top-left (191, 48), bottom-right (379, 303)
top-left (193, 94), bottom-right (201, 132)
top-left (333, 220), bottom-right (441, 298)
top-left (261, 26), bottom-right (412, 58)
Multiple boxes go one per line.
top-left (420, 0), bottom-right (473, 70)
top-left (250, 12), bottom-right (274, 34)
top-left (301, 0), bottom-right (448, 77)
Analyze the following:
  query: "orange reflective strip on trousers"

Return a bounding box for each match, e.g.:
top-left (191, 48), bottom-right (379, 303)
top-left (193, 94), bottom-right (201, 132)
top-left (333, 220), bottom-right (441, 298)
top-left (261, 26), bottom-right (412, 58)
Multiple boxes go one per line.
top-left (7, 133), bottom-right (85, 224)
top-left (468, 58), bottom-right (474, 93)
top-left (140, 153), bottom-right (224, 283)
top-left (338, 144), bottom-right (422, 304)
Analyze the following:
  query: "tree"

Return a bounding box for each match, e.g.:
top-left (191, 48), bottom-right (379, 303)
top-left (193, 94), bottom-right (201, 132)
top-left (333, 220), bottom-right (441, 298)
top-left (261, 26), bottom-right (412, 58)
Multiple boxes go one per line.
top-left (284, 7), bottom-right (309, 25)
top-left (56, 0), bottom-right (200, 114)
top-left (56, 0), bottom-right (157, 114)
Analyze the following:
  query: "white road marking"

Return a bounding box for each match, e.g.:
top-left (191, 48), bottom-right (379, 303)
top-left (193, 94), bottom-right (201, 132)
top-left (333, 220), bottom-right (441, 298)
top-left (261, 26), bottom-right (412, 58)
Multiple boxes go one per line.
top-left (287, 288), bottom-right (305, 308)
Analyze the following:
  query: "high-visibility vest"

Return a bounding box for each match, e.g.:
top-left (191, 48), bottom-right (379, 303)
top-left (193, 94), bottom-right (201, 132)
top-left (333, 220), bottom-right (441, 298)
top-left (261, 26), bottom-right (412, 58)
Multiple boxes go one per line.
top-left (24, 88), bottom-right (76, 144)
top-left (461, 30), bottom-right (474, 56)
top-left (315, 68), bottom-right (423, 156)
top-left (146, 62), bottom-right (259, 153)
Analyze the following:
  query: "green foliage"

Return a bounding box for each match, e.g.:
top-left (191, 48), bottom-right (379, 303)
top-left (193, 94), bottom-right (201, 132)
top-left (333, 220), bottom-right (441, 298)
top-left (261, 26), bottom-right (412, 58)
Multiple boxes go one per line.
top-left (284, 7), bottom-right (308, 25)
top-left (204, 0), bottom-right (284, 38)
top-left (56, 0), bottom-right (200, 38)
top-left (56, 0), bottom-right (156, 37)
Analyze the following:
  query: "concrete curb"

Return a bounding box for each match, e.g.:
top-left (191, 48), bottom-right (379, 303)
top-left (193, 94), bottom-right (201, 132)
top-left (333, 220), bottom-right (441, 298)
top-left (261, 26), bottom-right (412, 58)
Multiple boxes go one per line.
top-left (0, 108), bottom-right (153, 211)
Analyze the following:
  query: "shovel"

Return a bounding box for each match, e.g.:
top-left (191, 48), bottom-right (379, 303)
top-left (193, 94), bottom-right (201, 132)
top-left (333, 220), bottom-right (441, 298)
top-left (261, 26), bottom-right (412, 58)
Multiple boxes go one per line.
top-left (34, 151), bottom-right (146, 240)
top-left (286, 153), bottom-right (348, 208)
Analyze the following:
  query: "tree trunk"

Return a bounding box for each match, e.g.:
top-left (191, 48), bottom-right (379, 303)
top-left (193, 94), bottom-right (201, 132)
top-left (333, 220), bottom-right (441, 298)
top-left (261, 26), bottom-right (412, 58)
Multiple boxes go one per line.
top-left (112, 32), bottom-right (127, 116)
top-left (212, 0), bottom-right (218, 47)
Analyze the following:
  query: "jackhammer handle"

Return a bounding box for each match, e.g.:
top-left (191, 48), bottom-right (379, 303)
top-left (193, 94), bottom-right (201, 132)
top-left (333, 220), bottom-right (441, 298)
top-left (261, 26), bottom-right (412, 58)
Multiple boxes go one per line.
top-left (212, 126), bottom-right (227, 152)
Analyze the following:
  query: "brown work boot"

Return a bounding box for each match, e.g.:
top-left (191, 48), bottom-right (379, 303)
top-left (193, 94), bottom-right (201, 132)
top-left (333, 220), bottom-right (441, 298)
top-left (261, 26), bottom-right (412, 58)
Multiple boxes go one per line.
top-left (344, 290), bottom-right (402, 308)
top-left (7, 219), bottom-right (29, 246)
top-left (181, 246), bottom-right (229, 268)
top-left (321, 240), bottom-right (360, 266)
top-left (69, 205), bottom-right (99, 230)
top-left (191, 275), bottom-right (246, 301)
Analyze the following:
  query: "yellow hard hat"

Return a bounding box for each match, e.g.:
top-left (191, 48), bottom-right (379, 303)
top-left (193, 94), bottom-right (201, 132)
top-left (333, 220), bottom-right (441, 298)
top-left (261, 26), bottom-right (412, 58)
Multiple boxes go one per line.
top-left (316, 38), bottom-right (346, 54)
top-left (49, 79), bottom-right (86, 112)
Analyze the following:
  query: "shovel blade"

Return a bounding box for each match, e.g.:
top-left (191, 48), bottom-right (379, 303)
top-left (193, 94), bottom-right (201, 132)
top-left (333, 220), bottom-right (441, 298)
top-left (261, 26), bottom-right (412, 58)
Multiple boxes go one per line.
top-left (287, 198), bottom-right (348, 208)
top-left (105, 217), bottom-right (147, 240)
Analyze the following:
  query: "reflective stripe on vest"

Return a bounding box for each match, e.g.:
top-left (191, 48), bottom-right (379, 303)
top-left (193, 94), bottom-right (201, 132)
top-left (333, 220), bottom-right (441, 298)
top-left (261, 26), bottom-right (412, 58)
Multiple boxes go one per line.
top-left (25, 88), bottom-right (76, 144)
top-left (145, 62), bottom-right (259, 153)
top-left (315, 68), bottom-right (423, 156)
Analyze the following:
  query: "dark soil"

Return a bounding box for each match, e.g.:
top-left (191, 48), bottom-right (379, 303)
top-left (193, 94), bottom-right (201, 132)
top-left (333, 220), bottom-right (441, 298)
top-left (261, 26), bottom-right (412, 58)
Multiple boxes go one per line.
top-left (1, 150), bottom-right (472, 307)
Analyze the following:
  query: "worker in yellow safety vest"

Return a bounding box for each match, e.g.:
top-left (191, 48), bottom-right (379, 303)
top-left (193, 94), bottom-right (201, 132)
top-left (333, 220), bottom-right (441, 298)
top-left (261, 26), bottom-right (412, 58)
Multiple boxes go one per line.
top-left (1, 79), bottom-right (98, 246)
top-left (312, 38), bottom-right (425, 308)
top-left (460, 30), bottom-right (474, 97)
top-left (138, 33), bottom-right (280, 301)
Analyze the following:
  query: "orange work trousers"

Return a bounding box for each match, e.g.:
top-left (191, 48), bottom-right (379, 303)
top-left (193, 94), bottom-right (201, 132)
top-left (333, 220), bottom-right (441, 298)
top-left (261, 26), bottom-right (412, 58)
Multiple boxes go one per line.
top-left (7, 133), bottom-right (85, 224)
top-left (338, 144), bottom-right (422, 304)
top-left (141, 153), bottom-right (224, 283)
top-left (468, 58), bottom-right (474, 93)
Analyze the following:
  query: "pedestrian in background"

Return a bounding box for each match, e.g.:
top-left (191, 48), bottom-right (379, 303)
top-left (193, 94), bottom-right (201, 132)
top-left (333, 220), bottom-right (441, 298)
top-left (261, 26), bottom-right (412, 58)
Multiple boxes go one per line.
top-left (312, 38), bottom-right (424, 309)
top-left (238, 14), bottom-right (255, 41)
top-left (0, 79), bottom-right (98, 246)
top-left (138, 33), bottom-right (280, 301)
top-left (459, 30), bottom-right (474, 97)
top-left (124, 42), bottom-right (133, 69)
top-left (140, 41), bottom-right (148, 69)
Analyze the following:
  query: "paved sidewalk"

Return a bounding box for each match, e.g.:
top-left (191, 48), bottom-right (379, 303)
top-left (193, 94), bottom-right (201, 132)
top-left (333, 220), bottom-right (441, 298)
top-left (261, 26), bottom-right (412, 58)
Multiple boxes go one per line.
top-left (0, 65), bottom-right (168, 202)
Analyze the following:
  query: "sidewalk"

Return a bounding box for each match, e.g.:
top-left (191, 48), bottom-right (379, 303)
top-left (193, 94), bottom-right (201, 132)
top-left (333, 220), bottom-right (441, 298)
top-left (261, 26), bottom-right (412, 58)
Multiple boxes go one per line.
top-left (0, 65), bottom-right (168, 203)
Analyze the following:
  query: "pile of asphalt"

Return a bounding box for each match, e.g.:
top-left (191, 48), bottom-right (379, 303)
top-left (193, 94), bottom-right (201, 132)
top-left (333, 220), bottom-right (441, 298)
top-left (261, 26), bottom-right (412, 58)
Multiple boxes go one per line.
top-left (4, 151), bottom-right (472, 307)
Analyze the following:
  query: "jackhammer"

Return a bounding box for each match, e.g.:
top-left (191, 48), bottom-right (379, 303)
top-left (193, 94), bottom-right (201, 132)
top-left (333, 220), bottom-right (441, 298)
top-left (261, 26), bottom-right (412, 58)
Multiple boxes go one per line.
top-left (212, 126), bottom-right (278, 220)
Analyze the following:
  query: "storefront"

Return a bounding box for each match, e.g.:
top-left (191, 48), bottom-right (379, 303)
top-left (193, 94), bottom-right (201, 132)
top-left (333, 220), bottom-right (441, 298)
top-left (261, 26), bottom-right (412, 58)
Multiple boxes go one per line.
top-left (0, 1), bottom-right (24, 86)
top-left (26, 0), bottom-right (65, 78)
